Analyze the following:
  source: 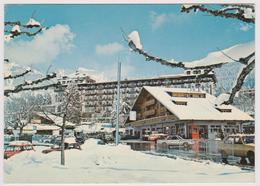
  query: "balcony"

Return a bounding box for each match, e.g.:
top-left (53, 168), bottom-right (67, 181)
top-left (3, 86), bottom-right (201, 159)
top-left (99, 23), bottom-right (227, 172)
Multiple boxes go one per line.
top-left (144, 109), bottom-right (156, 117)
top-left (144, 99), bottom-right (155, 107)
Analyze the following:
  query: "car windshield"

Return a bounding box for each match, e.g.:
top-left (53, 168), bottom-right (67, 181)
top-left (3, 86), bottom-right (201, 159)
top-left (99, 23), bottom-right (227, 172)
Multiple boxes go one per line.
top-left (168, 136), bottom-right (178, 140)
top-left (243, 136), bottom-right (254, 144)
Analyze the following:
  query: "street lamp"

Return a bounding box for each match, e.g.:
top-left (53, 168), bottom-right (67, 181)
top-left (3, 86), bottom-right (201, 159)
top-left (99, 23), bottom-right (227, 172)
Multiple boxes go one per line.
top-left (115, 61), bottom-right (121, 145)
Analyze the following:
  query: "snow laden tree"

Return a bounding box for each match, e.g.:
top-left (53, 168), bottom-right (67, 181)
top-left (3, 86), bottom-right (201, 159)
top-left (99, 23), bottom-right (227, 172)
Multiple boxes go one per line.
top-left (4, 92), bottom-right (51, 136)
top-left (40, 83), bottom-right (83, 165)
top-left (126, 4), bottom-right (255, 105)
top-left (4, 17), bottom-right (59, 97)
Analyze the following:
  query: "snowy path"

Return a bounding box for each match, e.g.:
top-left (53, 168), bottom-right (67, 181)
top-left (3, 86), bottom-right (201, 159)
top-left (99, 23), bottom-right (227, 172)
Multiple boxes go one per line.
top-left (4, 139), bottom-right (254, 183)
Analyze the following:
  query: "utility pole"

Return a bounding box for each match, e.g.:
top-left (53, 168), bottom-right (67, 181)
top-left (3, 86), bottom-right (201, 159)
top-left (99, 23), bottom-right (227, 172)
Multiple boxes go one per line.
top-left (116, 61), bottom-right (121, 145)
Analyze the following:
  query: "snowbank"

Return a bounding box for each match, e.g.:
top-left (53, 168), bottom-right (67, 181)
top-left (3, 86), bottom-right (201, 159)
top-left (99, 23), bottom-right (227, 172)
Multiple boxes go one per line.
top-left (4, 139), bottom-right (254, 183)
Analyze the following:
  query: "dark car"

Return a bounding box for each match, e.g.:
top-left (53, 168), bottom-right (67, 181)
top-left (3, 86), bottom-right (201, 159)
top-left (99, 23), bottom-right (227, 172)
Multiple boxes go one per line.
top-left (42, 137), bottom-right (81, 154)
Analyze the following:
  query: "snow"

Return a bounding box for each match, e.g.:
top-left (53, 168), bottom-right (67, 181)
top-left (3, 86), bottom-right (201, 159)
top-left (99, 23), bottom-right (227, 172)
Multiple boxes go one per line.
top-left (4, 34), bottom-right (13, 42)
top-left (11, 25), bottom-right (21, 33)
top-left (26, 18), bottom-right (41, 27)
top-left (26, 80), bottom-right (32, 85)
top-left (9, 140), bottom-right (32, 146)
top-left (128, 31), bottom-right (143, 50)
top-left (35, 112), bottom-right (75, 128)
top-left (140, 86), bottom-right (253, 121)
top-left (184, 41), bottom-right (254, 68)
top-left (74, 123), bottom-right (115, 134)
top-left (215, 93), bottom-right (230, 106)
top-left (64, 137), bottom-right (76, 144)
top-left (182, 4), bottom-right (195, 9)
top-left (4, 139), bottom-right (254, 183)
top-left (243, 8), bottom-right (255, 19)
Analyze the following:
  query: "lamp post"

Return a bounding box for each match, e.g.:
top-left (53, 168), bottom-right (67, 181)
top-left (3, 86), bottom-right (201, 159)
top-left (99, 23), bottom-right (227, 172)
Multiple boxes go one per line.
top-left (116, 61), bottom-right (121, 145)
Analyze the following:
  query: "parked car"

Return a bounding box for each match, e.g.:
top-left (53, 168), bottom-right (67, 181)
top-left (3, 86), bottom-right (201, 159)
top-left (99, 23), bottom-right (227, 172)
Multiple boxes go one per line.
top-left (157, 135), bottom-right (195, 149)
top-left (120, 134), bottom-right (139, 140)
top-left (219, 134), bottom-right (255, 165)
top-left (142, 130), bottom-right (151, 141)
top-left (147, 133), bottom-right (168, 141)
top-left (4, 140), bottom-right (35, 159)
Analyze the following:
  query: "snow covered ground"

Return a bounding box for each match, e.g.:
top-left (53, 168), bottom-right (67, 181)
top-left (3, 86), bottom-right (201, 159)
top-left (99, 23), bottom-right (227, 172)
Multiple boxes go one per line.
top-left (4, 139), bottom-right (254, 183)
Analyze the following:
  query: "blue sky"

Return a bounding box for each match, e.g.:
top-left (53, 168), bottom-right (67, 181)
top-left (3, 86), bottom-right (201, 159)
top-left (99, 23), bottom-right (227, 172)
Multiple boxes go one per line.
top-left (4, 4), bottom-right (255, 81)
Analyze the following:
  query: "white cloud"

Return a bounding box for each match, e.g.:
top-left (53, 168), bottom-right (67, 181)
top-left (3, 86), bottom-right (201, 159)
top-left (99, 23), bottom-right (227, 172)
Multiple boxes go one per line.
top-left (150, 12), bottom-right (169, 30)
top-left (5, 24), bottom-right (75, 65)
top-left (150, 11), bottom-right (190, 30)
top-left (102, 61), bottom-right (135, 81)
top-left (239, 23), bottom-right (252, 32)
top-left (96, 42), bottom-right (125, 55)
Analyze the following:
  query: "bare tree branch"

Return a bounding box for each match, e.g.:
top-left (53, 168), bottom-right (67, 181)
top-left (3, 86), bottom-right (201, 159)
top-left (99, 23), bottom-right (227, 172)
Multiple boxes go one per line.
top-left (5, 27), bottom-right (46, 38)
top-left (4, 69), bottom-right (32, 80)
top-left (4, 81), bottom-right (59, 97)
top-left (129, 43), bottom-right (186, 69)
top-left (223, 59), bottom-right (255, 105)
top-left (5, 21), bottom-right (41, 28)
top-left (181, 4), bottom-right (255, 23)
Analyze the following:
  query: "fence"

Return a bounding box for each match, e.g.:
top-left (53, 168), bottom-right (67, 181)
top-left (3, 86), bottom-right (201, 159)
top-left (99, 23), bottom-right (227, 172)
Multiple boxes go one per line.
top-left (154, 139), bottom-right (246, 164)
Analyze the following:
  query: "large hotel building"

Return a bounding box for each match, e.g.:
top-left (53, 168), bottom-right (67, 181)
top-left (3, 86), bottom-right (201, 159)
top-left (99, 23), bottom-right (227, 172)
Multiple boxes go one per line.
top-left (52, 69), bottom-right (216, 124)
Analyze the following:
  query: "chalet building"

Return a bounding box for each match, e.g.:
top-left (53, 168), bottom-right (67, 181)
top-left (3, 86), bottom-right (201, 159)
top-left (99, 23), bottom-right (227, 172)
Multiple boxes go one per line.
top-left (125, 86), bottom-right (254, 139)
top-left (53, 69), bottom-right (216, 123)
top-left (22, 113), bottom-right (76, 135)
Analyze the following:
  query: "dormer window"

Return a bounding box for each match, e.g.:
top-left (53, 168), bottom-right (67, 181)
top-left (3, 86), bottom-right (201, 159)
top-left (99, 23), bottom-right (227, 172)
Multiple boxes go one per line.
top-left (172, 100), bottom-right (187, 106)
top-left (216, 108), bottom-right (232, 112)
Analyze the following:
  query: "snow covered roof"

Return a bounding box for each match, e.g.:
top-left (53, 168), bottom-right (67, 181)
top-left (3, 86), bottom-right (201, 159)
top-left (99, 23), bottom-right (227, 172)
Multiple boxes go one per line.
top-left (184, 41), bottom-right (254, 68)
top-left (140, 86), bottom-right (253, 121)
top-left (35, 112), bottom-right (76, 127)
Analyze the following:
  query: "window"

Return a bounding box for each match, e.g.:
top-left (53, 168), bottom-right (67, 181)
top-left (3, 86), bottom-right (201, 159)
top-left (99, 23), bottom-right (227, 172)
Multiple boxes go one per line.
top-left (234, 137), bottom-right (243, 144)
top-left (172, 100), bottom-right (187, 105)
top-left (225, 137), bottom-right (234, 144)
top-left (166, 91), bottom-right (172, 97)
top-left (169, 136), bottom-right (178, 140)
top-left (244, 136), bottom-right (254, 144)
top-left (216, 108), bottom-right (232, 112)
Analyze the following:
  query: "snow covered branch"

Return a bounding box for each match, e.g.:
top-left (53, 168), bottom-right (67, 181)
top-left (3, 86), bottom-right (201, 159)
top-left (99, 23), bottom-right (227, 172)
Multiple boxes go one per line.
top-left (130, 31), bottom-right (255, 70)
top-left (4, 73), bottom-right (58, 97)
top-left (128, 31), bottom-right (185, 69)
top-left (180, 4), bottom-right (255, 105)
top-left (224, 59), bottom-right (255, 105)
top-left (181, 4), bottom-right (255, 23)
top-left (4, 18), bottom-right (47, 42)
top-left (4, 68), bottom-right (32, 80)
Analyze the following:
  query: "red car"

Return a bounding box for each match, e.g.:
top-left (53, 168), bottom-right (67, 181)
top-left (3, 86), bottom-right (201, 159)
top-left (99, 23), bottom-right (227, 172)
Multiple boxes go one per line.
top-left (4, 141), bottom-right (34, 159)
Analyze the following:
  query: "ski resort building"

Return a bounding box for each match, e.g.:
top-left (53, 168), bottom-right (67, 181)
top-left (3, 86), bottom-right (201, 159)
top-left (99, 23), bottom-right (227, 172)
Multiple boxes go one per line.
top-left (53, 69), bottom-right (216, 124)
top-left (125, 86), bottom-right (254, 139)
